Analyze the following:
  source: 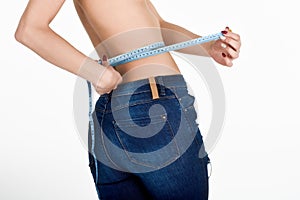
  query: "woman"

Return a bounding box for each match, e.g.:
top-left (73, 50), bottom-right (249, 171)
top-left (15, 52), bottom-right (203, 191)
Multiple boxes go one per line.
top-left (15, 0), bottom-right (241, 199)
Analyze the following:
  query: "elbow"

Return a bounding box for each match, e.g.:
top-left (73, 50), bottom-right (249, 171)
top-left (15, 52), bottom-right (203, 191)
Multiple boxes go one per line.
top-left (15, 22), bottom-right (31, 45)
top-left (14, 21), bottom-right (46, 46)
top-left (14, 28), bottom-right (24, 43)
top-left (15, 20), bottom-right (26, 43)
top-left (15, 22), bottom-right (28, 45)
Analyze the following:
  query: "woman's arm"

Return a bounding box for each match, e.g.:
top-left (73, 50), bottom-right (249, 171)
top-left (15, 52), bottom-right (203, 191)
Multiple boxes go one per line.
top-left (160, 21), bottom-right (213, 57)
top-left (146, 0), bottom-right (241, 67)
top-left (15, 0), bottom-right (122, 94)
top-left (161, 21), bottom-right (241, 67)
top-left (145, 0), bottom-right (211, 56)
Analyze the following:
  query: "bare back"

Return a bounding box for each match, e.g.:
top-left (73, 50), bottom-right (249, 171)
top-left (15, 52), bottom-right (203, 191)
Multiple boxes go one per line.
top-left (73, 0), bottom-right (180, 82)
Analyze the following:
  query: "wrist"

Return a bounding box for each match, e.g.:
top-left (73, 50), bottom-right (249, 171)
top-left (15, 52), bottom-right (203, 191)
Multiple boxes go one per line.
top-left (77, 57), bottom-right (108, 85)
top-left (202, 41), bottom-right (214, 57)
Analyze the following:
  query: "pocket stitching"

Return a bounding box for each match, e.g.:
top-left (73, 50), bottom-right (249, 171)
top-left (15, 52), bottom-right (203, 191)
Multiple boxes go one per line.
top-left (113, 113), bottom-right (167, 127)
top-left (113, 116), bottom-right (180, 168)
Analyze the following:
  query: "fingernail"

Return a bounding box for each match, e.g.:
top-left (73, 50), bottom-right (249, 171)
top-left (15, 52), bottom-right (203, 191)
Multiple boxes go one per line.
top-left (221, 43), bottom-right (227, 48)
top-left (103, 55), bottom-right (107, 61)
top-left (226, 26), bottom-right (229, 30)
top-left (221, 30), bottom-right (228, 35)
top-left (220, 35), bottom-right (226, 41)
top-left (222, 53), bottom-right (226, 57)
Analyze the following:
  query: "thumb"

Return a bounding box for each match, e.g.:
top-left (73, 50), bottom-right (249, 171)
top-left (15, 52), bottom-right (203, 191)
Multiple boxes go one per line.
top-left (102, 54), bottom-right (109, 67)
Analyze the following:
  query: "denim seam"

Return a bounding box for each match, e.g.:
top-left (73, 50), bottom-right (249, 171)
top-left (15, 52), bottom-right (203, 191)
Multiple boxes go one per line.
top-left (200, 156), bottom-right (209, 193)
top-left (110, 85), bottom-right (186, 98)
top-left (99, 100), bottom-right (124, 175)
top-left (184, 105), bottom-right (202, 145)
top-left (173, 90), bottom-right (204, 149)
top-left (108, 95), bottom-right (176, 113)
top-left (165, 119), bottom-right (181, 161)
top-left (115, 119), bottom-right (168, 128)
top-left (113, 113), bottom-right (167, 126)
top-left (173, 91), bottom-right (194, 133)
top-left (177, 95), bottom-right (209, 190)
top-left (174, 91), bottom-right (209, 185)
top-left (112, 89), bottom-right (152, 97)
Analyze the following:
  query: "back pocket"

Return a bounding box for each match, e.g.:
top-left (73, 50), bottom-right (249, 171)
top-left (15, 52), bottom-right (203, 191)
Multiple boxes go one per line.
top-left (113, 113), bottom-right (180, 169)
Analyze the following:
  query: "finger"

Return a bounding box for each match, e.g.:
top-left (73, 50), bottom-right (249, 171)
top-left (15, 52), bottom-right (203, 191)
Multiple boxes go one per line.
top-left (92, 83), bottom-right (104, 92)
top-left (93, 83), bottom-right (110, 91)
top-left (222, 37), bottom-right (241, 52)
top-left (224, 46), bottom-right (239, 59)
top-left (217, 37), bottom-right (240, 54)
top-left (222, 31), bottom-right (241, 42)
top-left (220, 52), bottom-right (233, 67)
top-left (96, 87), bottom-right (111, 95)
top-left (111, 73), bottom-right (123, 89)
top-left (212, 40), bottom-right (228, 52)
top-left (222, 55), bottom-right (233, 67)
top-left (226, 38), bottom-right (241, 52)
top-left (102, 76), bottom-right (117, 92)
top-left (112, 78), bottom-right (122, 90)
top-left (226, 59), bottom-right (233, 67)
top-left (94, 83), bottom-right (109, 94)
top-left (225, 26), bottom-right (232, 32)
top-left (111, 75), bottom-right (121, 90)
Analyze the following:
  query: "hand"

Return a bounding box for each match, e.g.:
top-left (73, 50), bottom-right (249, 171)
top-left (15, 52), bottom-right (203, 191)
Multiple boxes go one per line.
top-left (92, 55), bottom-right (123, 95)
top-left (208, 27), bottom-right (241, 67)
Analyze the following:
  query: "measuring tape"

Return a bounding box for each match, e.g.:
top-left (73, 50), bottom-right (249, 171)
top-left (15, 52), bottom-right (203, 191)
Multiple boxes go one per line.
top-left (98, 32), bottom-right (223, 66)
top-left (87, 31), bottom-right (224, 184)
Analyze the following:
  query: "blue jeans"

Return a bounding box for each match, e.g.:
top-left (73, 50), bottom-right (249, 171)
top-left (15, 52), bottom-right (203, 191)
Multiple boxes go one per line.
top-left (88, 74), bottom-right (210, 200)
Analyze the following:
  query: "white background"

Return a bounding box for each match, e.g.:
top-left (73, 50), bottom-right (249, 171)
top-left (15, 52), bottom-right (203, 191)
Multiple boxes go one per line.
top-left (1, 0), bottom-right (299, 199)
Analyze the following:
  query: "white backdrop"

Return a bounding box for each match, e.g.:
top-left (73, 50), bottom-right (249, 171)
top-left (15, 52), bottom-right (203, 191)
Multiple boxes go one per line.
top-left (1, 0), bottom-right (299, 199)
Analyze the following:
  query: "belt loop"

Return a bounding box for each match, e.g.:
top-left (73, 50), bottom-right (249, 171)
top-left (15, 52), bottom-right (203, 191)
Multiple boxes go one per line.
top-left (156, 76), bottom-right (166, 96)
top-left (149, 76), bottom-right (159, 99)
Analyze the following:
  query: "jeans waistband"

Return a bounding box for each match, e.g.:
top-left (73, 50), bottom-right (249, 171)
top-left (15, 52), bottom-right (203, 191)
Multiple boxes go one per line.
top-left (95, 73), bottom-right (189, 113)
top-left (109, 73), bottom-right (187, 98)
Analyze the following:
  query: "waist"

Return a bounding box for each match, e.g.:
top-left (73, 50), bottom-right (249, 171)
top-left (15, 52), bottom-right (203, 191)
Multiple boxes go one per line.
top-left (114, 52), bottom-right (180, 79)
top-left (96, 73), bottom-right (188, 113)
top-left (95, 73), bottom-right (188, 113)
top-left (112, 73), bottom-right (186, 96)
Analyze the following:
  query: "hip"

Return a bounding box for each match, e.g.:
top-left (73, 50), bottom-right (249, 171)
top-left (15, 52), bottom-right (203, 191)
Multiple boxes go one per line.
top-left (92, 74), bottom-right (207, 171)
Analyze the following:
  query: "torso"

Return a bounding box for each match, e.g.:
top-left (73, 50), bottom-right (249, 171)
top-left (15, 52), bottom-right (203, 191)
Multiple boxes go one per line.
top-left (73, 0), bottom-right (181, 82)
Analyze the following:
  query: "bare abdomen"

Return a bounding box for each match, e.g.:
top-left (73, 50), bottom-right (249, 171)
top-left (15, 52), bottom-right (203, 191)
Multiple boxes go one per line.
top-left (75, 0), bottom-right (181, 82)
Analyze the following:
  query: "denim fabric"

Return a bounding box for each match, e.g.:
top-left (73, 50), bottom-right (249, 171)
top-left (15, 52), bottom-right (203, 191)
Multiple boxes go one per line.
top-left (88, 74), bottom-right (210, 200)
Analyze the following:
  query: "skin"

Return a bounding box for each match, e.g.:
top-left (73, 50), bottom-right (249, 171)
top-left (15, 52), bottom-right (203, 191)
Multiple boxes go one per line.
top-left (15, 0), bottom-right (241, 95)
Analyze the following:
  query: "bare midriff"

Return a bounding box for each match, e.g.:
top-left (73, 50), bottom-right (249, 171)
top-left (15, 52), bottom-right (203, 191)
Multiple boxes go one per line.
top-left (74, 0), bottom-right (181, 83)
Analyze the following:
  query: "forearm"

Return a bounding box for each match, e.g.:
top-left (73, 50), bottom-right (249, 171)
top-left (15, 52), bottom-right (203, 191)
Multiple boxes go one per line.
top-left (160, 21), bottom-right (213, 57)
top-left (15, 25), bottom-right (104, 84)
